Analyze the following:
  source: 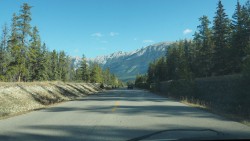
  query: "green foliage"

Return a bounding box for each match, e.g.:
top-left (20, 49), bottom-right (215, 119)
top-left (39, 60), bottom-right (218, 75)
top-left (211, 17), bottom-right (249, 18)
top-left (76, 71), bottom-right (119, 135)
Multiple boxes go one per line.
top-left (57, 51), bottom-right (71, 82)
top-left (143, 1), bottom-right (250, 120)
top-left (0, 2), bottom-right (122, 84)
top-left (77, 54), bottom-right (90, 82)
top-left (37, 43), bottom-right (50, 81)
top-left (90, 63), bottom-right (103, 83)
top-left (50, 50), bottom-right (59, 80)
top-left (242, 42), bottom-right (250, 80)
top-left (18, 3), bottom-right (32, 46)
top-left (28, 26), bottom-right (41, 81)
top-left (194, 16), bottom-right (213, 77)
top-left (0, 24), bottom-right (12, 81)
top-left (212, 0), bottom-right (232, 75)
top-left (168, 80), bottom-right (197, 99)
top-left (145, 0), bottom-right (250, 88)
top-left (135, 74), bottom-right (148, 89)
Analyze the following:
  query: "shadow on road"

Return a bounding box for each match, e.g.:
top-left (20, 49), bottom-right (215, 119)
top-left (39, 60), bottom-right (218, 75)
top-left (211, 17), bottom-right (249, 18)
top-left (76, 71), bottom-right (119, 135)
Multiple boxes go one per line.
top-left (0, 124), bottom-right (248, 141)
top-left (1, 89), bottom-right (249, 141)
top-left (41, 89), bottom-right (229, 120)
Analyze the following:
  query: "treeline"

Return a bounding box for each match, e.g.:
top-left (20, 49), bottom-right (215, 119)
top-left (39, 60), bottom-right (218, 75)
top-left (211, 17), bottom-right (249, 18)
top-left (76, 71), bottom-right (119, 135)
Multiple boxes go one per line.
top-left (0, 3), bottom-right (121, 86)
top-left (136, 0), bottom-right (250, 86)
top-left (75, 55), bottom-right (122, 86)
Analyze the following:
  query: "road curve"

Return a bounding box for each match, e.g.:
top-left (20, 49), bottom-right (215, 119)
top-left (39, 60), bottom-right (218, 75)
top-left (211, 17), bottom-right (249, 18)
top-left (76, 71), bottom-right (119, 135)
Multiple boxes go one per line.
top-left (0, 88), bottom-right (250, 141)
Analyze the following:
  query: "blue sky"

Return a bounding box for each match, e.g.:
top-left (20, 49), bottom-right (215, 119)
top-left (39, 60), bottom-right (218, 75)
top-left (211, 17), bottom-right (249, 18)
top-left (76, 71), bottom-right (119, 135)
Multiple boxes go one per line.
top-left (0, 0), bottom-right (248, 58)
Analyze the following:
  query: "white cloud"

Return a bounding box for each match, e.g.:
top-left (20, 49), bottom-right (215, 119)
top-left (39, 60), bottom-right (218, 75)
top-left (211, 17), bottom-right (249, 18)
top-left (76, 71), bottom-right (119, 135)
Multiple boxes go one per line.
top-left (143, 40), bottom-right (154, 43)
top-left (183, 29), bottom-right (192, 35)
top-left (110, 32), bottom-right (119, 36)
top-left (91, 32), bottom-right (103, 37)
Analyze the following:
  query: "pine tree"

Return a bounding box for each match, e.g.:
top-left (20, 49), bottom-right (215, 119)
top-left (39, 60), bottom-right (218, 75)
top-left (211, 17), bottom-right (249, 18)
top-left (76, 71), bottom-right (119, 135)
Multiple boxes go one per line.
top-left (243, 41), bottom-right (250, 78)
top-left (212, 0), bottom-right (232, 75)
top-left (58, 51), bottom-right (67, 81)
top-left (231, 1), bottom-right (247, 73)
top-left (67, 57), bottom-right (76, 81)
top-left (110, 74), bottom-right (118, 86)
top-left (8, 10), bottom-right (30, 82)
top-left (64, 56), bottom-right (72, 82)
top-left (0, 24), bottom-right (11, 81)
top-left (15, 3), bottom-right (32, 81)
top-left (28, 26), bottom-right (41, 81)
top-left (155, 57), bottom-right (167, 81)
top-left (90, 63), bottom-right (102, 83)
top-left (37, 43), bottom-right (50, 81)
top-left (195, 16), bottom-right (213, 77)
top-left (79, 54), bottom-right (90, 82)
top-left (166, 44), bottom-right (180, 80)
top-left (147, 61), bottom-right (156, 84)
top-left (50, 50), bottom-right (59, 80)
top-left (103, 68), bottom-right (111, 85)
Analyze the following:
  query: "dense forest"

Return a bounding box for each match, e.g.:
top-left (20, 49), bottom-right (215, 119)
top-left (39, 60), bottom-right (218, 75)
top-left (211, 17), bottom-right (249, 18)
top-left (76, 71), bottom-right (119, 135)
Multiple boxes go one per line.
top-left (136, 0), bottom-right (250, 86)
top-left (0, 3), bottom-right (121, 86)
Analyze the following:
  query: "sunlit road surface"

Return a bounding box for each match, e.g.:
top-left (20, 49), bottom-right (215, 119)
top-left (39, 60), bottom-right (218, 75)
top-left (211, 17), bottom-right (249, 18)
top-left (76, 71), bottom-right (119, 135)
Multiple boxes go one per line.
top-left (0, 89), bottom-right (250, 141)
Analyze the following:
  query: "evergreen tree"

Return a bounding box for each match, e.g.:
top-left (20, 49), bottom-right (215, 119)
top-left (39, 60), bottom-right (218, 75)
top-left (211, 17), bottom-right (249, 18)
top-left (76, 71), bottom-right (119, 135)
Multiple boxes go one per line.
top-left (231, 1), bottom-right (247, 73)
top-left (242, 41), bottom-right (250, 79)
top-left (155, 57), bottom-right (167, 81)
top-left (135, 74), bottom-right (148, 87)
top-left (28, 26), bottom-right (41, 81)
top-left (90, 63), bottom-right (103, 83)
top-left (110, 74), bottom-right (118, 86)
top-left (6, 13), bottom-right (19, 81)
top-left (68, 58), bottom-right (76, 82)
top-left (166, 44), bottom-right (179, 80)
top-left (147, 61), bottom-right (156, 84)
top-left (212, 0), bottom-right (232, 75)
top-left (58, 51), bottom-right (67, 81)
top-left (37, 43), bottom-right (50, 81)
top-left (79, 54), bottom-right (90, 82)
top-left (75, 68), bottom-right (82, 81)
top-left (103, 68), bottom-right (111, 85)
top-left (195, 16), bottom-right (213, 77)
top-left (64, 56), bottom-right (72, 82)
top-left (50, 50), bottom-right (59, 80)
top-left (18, 3), bottom-right (32, 47)
top-left (15, 3), bottom-right (32, 81)
top-left (0, 24), bottom-right (11, 81)
top-left (8, 7), bottom-right (31, 82)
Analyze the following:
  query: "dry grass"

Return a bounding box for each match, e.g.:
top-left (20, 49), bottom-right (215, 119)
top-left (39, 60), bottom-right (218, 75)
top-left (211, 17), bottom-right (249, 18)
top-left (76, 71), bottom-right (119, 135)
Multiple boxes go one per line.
top-left (180, 98), bottom-right (250, 127)
top-left (180, 97), bottom-right (207, 109)
top-left (0, 82), bottom-right (102, 119)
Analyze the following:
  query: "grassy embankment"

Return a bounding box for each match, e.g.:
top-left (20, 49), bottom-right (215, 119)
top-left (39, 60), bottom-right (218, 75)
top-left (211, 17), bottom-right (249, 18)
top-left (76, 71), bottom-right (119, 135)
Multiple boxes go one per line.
top-left (0, 81), bottom-right (102, 119)
top-left (151, 74), bottom-right (250, 125)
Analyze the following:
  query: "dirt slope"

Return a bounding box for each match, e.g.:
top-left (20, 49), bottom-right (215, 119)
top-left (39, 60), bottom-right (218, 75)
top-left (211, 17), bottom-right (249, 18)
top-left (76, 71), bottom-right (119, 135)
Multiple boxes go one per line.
top-left (0, 82), bottom-right (102, 118)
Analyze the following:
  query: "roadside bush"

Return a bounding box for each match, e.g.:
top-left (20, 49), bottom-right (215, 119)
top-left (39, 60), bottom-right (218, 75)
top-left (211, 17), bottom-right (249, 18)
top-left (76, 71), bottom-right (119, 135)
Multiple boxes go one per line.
top-left (135, 82), bottom-right (149, 89)
top-left (168, 80), bottom-right (197, 99)
top-left (100, 83), bottom-right (104, 89)
top-left (160, 74), bottom-right (250, 119)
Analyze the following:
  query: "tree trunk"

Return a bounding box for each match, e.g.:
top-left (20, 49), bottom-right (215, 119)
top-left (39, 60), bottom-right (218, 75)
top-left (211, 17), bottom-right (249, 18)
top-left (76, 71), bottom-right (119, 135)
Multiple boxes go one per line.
top-left (18, 73), bottom-right (21, 82)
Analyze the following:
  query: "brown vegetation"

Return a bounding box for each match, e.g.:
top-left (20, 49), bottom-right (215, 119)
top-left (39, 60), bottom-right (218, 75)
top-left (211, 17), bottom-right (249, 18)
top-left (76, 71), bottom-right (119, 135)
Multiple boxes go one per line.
top-left (0, 82), bottom-right (102, 119)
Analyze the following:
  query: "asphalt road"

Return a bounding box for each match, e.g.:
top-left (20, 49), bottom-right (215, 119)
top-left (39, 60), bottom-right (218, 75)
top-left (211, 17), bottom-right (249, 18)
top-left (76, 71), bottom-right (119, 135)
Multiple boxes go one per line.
top-left (0, 88), bottom-right (250, 141)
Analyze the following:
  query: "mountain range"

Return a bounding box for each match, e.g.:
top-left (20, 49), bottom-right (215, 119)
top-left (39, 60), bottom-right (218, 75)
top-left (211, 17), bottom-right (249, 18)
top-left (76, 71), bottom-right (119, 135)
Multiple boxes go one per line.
top-left (72, 42), bottom-right (172, 81)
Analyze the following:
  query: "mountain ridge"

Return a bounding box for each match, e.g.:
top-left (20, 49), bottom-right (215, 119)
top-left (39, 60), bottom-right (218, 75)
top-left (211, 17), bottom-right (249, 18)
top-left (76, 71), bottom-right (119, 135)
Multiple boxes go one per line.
top-left (71, 42), bottom-right (172, 81)
top-left (87, 42), bottom-right (172, 81)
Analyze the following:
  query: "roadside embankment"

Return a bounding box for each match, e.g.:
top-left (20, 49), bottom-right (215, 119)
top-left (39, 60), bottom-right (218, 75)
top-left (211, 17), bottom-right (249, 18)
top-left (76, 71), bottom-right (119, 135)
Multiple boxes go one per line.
top-left (151, 74), bottom-right (250, 124)
top-left (0, 82), bottom-right (102, 119)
